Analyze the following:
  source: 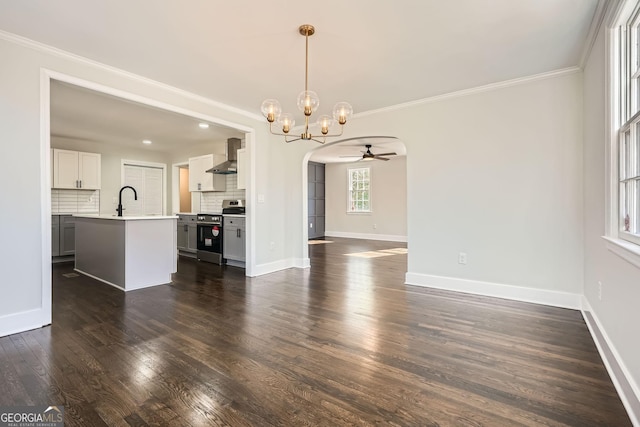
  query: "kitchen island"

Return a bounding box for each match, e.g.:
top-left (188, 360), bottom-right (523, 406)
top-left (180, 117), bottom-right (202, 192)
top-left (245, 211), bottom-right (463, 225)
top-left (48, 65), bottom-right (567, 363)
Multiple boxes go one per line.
top-left (73, 214), bottom-right (178, 291)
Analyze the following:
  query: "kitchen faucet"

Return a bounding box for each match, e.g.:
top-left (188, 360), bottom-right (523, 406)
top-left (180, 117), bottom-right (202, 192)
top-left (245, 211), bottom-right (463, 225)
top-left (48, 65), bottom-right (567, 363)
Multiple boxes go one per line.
top-left (116, 186), bottom-right (137, 217)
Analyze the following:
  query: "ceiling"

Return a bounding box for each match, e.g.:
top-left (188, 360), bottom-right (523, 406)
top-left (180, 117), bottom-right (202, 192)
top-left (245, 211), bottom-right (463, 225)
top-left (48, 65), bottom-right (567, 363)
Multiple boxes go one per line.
top-left (0, 0), bottom-right (602, 161)
top-left (51, 81), bottom-right (243, 152)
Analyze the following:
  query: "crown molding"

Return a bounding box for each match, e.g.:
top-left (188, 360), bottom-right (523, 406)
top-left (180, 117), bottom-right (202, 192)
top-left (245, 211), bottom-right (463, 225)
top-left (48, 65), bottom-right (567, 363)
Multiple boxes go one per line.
top-left (0, 28), bottom-right (583, 124)
top-left (0, 29), bottom-right (263, 122)
top-left (579, 0), bottom-right (610, 68)
top-left (354, 67), bottom-right (581, 119)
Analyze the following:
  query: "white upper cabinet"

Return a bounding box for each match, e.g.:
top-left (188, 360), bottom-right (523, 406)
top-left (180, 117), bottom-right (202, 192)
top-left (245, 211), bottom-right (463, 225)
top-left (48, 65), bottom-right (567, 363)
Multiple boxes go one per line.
top-left (237, 148), bottom-right (246, 190)
top-left (52, 149), bottom-right (101, 189)
top-left (78, 151), bottom-right (101, 189)
top-left (188, 154), bottom-right (226, 192)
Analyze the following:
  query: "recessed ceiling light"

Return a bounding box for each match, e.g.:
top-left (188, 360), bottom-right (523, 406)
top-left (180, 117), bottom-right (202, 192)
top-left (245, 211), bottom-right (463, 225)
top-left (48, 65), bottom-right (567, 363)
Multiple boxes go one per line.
top-left (142, 139), bottom-right (152, 145)
top-left (198, 123), bottom-right (210, 129)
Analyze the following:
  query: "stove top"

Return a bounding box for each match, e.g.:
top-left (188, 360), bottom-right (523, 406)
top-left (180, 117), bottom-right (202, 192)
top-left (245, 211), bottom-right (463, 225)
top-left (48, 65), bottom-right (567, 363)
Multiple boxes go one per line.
top-left (197, 213), bottom-right (222, 223)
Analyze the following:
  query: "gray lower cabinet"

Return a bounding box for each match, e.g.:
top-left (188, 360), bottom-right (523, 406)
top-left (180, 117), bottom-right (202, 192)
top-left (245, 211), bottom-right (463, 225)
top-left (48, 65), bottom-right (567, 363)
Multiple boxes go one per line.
top-left (52, 215), bottom-right (75, 258)
top-left (177, 214), bottom-right (198, 256)
top-left (52, 215), bottom-right (60, 257)
top-left (60, 215), bottom-right (76, 256)
top-left (223, 216), bottom-right (245, 263)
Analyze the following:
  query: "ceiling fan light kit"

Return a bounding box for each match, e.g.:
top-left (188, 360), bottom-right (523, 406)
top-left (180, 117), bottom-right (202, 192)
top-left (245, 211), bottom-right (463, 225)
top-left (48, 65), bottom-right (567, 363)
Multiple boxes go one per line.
top-left (261, 24), bottom-right (353, 144)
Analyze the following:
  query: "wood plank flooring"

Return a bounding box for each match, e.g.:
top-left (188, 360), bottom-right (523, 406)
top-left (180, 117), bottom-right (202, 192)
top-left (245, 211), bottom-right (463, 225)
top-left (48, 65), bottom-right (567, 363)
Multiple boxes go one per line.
top-left (0, 238), bottom-right (631, 426)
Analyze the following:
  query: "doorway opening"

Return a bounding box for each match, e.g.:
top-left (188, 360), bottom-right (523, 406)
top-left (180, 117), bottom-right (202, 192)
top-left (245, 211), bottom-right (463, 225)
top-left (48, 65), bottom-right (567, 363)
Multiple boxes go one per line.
top-left (42, 69), bottom-right (256, 330)
top-left (302, 136), bottom-right (408, 266)
top-left (179, 167), bottom-right (191, 213)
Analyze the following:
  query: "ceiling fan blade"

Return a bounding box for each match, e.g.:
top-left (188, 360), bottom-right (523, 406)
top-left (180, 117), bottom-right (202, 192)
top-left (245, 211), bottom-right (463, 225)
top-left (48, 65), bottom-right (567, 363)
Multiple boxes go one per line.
top-left (339, 155), bottom-right (363, 158)
top-left (373, 156), bottom-right (390, 161)
top-left (374, 152), bottom-right (396, 156)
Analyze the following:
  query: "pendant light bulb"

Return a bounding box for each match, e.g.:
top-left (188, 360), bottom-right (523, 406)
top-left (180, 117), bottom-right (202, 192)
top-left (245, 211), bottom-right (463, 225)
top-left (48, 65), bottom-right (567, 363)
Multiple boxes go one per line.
top-left (261, 99), bottom-right (282, 123)
top-left (297, 90), bottom-right (319, 116)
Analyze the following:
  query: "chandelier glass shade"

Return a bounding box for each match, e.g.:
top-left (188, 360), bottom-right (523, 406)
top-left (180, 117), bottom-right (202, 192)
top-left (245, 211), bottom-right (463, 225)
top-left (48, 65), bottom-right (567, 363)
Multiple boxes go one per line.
top-left (261, 25), bottom-right (353, 144)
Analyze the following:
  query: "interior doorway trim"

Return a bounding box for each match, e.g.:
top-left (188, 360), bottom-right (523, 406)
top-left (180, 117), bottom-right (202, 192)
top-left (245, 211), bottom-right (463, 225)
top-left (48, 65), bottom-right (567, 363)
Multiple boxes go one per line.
top-left (40, 68), bottom-right (257, 330)
top-left (300, 136), bottom-right (408, 269)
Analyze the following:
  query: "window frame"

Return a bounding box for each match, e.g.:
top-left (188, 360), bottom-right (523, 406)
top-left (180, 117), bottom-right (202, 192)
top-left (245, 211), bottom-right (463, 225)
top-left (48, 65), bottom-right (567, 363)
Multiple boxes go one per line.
top-left (347, 167), bottom-right (371, 214)
top-left (605, 0), bottom-right (640, 267)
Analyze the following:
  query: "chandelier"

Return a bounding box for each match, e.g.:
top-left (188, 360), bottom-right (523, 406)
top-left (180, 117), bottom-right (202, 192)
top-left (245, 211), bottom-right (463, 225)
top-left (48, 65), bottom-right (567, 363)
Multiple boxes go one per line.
top-left (261, 24), bottom-right (353, 144)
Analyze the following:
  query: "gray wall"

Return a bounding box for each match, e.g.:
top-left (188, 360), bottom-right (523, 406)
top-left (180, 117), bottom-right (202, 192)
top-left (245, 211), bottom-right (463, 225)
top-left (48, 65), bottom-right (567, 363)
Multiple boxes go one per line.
top-left (325, 156), bottom-right (407, 240)
top-left (331, 72), bottom-right (584, 298)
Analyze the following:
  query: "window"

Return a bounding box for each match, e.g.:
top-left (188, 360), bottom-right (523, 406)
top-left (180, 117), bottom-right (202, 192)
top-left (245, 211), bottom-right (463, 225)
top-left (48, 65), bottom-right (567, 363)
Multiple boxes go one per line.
top-left (348, 167), bottom-right (371, 212)
top-left (614, 1), bottom-right (640, 246)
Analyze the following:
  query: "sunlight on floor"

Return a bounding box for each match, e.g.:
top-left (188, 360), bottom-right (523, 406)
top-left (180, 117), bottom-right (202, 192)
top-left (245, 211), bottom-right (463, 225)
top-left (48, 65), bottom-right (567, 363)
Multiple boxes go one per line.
top-left (379, 248), bottom-right (408, 254)
top-left (345, 248), bottom-right (408, 258)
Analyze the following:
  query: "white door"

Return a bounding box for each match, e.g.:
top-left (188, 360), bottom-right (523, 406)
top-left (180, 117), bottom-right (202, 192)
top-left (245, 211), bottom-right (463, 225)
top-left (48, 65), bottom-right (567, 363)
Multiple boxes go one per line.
top-left (123, 164), bottom-right (163, 216)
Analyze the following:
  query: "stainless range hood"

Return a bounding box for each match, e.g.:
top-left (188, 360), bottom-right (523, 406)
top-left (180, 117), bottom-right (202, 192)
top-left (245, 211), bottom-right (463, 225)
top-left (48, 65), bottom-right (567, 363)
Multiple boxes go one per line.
top-left (207, 137), bottom-right (241, 174)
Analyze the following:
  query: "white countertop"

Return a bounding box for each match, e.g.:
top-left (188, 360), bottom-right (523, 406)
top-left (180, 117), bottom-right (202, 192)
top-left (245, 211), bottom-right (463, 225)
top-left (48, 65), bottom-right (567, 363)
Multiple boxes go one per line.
top-left (74, 214), bottom-right (178, 221)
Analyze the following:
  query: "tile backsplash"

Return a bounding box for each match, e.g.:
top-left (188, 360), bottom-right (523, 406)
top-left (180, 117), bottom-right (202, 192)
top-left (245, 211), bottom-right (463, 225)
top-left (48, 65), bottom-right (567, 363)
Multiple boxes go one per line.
top-left (199, 174), bottom-right (245, 213)
top-left (51, 189), bottom-right (100, 214)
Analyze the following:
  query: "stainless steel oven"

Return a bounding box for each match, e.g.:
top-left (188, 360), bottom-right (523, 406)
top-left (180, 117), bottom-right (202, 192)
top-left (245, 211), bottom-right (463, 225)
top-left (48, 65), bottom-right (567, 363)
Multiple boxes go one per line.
top-left (196, 214), bottom-right (223, 264)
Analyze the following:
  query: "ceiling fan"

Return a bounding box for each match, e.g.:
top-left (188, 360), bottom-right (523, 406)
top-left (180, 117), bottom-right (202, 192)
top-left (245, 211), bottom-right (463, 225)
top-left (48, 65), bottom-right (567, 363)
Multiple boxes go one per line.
top-left (341, 144), bottom-right (397, 161)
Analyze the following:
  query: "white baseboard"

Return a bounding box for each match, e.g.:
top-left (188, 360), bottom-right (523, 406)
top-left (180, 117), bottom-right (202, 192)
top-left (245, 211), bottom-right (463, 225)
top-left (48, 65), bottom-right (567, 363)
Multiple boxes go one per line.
top-left (250, 257), bottom-right (311, 277)
top-left (404, 272), bottom-right (582, 309)
top-left (251, 259), bottom-right (294, 277)
top-left (74, 268), bottom-right (126, 291)
top-left (325, 231), bottom-right (407, 242)
top-left (582, 297), bottom-right (640, 426)
top-left (0, 308), bottom-right (49, 337)
top-left (295, 257), bottom-right (311, 269)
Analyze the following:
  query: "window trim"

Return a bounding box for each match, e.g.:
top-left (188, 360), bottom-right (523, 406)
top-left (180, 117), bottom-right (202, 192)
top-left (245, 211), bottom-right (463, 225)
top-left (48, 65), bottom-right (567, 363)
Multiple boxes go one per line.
top-left (604, 0), bottom-right (640, 268)
top-left (347, 166), bottom-right (372, 214)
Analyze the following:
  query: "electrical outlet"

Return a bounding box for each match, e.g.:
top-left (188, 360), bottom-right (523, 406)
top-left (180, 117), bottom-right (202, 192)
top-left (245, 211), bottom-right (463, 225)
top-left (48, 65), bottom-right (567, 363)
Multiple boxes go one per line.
top-left (373, 223), bottom-right (377, 229)
top-left (310, 222), bottom-right (313, 228)
top-left (458, 252), bottom-right (467, 265)
top-left (270, 241), bottom-right (275, 251)
top-left (598, 281), bottom-right (602, 301)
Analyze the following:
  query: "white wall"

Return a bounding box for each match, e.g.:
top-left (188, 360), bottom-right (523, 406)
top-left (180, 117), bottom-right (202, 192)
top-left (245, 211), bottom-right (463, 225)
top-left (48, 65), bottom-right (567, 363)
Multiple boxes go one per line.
top-left (583, 19), bottom-right (640, 419)
top-left (325, 156), bottom-right (407, 241)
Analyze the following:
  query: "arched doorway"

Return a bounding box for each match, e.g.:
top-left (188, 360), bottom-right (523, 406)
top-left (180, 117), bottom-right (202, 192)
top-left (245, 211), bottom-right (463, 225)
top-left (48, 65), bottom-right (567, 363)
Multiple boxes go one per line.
top-left (301, 136), bottom-right (408, 266)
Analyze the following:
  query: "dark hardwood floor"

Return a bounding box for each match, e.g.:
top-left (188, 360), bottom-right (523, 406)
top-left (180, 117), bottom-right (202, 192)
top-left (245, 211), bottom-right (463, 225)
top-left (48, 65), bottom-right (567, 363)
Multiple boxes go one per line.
top-left (0, 238), bottom-right (631, 426)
